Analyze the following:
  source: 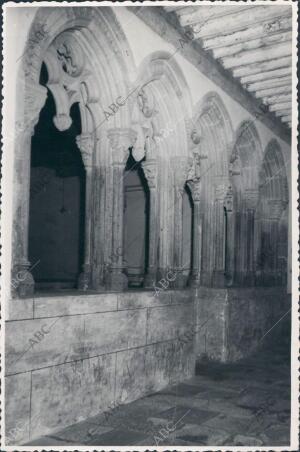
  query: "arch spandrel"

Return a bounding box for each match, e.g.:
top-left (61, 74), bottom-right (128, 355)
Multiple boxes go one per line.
top-left (17, 6), bottom-right (136, 141)
top-left (131, 51), bottom-right (193, 161)
top-left (259, 138), bottom-right (289, 204)
top-left (230, 120), bottom-right (263, 198)
top-left (190, 92), bottom-right (234, 200)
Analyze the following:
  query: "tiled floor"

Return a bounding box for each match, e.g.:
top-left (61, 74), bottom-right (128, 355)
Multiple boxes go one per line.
top-left (26, 340), bottom-right (291, 447)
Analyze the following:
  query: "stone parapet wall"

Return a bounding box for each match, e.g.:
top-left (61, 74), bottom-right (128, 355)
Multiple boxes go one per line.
top-left (195, 287), bottom-right (290, 363)
top-left (5, 290), bottom-right (195, 444)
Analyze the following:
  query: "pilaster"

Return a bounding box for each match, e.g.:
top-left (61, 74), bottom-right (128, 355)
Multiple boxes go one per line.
top-left (12, 81), bottom-right (47, 298)
top-left (141, 159), bottom-right (159, 288)
top-left (76, 133), bottom-right (95, 290)
top-left (105, 128), bottom-right (136, 291)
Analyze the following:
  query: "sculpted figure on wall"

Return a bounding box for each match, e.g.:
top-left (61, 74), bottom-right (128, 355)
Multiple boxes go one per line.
top-left (132, 84), bottom-right (161, 161)
top-left (188, 126), bottom-right (206, 181)
top-left (229, 146), bottom-right (241, 177)
top-left (55, 34), bottom-right (85, 77)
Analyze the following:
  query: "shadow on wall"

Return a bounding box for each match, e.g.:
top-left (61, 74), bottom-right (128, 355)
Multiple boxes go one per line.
top-left (195, 287), bottom-right (291, 364)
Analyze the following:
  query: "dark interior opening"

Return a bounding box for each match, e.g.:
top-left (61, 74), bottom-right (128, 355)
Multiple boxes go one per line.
top-left (28, 62), bottom-right (85, 290)
top-left (124, 152), bottom-right (149, 288)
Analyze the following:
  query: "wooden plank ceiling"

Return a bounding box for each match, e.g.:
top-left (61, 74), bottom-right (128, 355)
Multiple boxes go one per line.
top-left (164, 4), bottom-right (292, 128)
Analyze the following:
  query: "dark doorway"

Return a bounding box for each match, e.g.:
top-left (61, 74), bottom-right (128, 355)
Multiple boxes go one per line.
top-left (28, 63), bottom-right (85, 291)
top-left (183, 185), bottom-right (193, 282)
top-left (123, 152), bottom-right (149, 288)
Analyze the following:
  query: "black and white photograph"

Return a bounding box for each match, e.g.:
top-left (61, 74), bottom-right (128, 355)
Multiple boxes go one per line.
top-left (1, 1), bottom-right (298, 450)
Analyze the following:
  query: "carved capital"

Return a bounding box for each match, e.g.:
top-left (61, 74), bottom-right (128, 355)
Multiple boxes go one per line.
top-left (267, 199), bottom-right (287, 220)
top-left (19, 81), bottom-right (47, 133)
top-left (141, 159), bottom-right (158, 189)
top-left (224, 186), bottom-right (234, 212)
top-left (171, 156), bottom-right (193, 189)
top-left (245, 189), bottom-right (259, 210)
top-left (76, 133), bottom-right (94, 169)
top-left (107, 128), bottom-right (137, 165)
top-left (187, 179), bottom-right (201, 202)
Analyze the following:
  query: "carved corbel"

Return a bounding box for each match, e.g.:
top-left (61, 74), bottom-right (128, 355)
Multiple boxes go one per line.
top-left (141, 159), bottom-right (158, 189)
top-left (18, 80), bottom-right (48, 134)
top-left (76, 133), bottom-right (94, 169)
top-left (107, 128), bottom-right (137, 165)
top-left (171, 156), bottom-right (193, 190)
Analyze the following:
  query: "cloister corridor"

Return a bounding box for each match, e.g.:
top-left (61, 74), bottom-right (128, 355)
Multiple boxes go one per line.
top-left (2, 2), bottom-right (296, 450)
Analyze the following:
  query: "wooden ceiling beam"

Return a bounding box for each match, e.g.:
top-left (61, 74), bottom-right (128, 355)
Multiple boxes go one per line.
top-left (240, 67), bottom-right (291, 84)
top-left (246, 76), bottom-right (292, 91)
top-left (188, 5), bottom-right (291, 37)
top-left (178, 5), bottom-right (253, 28)
top-left (202, 16), bottom-right (292, 50)
top-left (212, 31), bottom-right (292, 59)
top-left (269, 102), bottom-right (291, 112)
top-left (232, 56), bottom-right (291, 78)
top-left (255, 85), bottom-right (292, 99)
top-left (221, 42), bottom-right (291, 69)
top-left (264, 94), bottom-right (291, 105)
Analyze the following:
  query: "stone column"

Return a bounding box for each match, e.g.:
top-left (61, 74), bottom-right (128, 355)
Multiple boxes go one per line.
top-left (244, 189), bottom-right (259, 285)
top-left (170, 157), bottom-right (192, 289)
top-left (105, 129), bottom-right (136, 291)
top-left (76, 133), bottom-right (94, 290)
top-left (11, 82), bottom-right (47, 298)
top-left (223, 186), bottom-right (235, 287)
top-left (212, 182), bottom-right (228, 287)
top-left (141, 159), bottom-right (158, 288)
top-left (263, 199), bottom-right (286, 285)
top-left (187, 179), bottom-right (202, 287)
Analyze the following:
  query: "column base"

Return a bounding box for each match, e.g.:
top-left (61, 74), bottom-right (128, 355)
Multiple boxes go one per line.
top-left (212, 270), bottom-right (226, 288)
top-left (11, 265), bottom-right (35, 298)
top-left (188, 272), bottom-right (201, 288)
top-left (143, 270), bottom-right (157, 289)
top-left (77, 271), bottom-right (92, 291)
top-left (169, 270), bottom-right (188, 289)
top-left (106, 270), bottom-right (128, 291)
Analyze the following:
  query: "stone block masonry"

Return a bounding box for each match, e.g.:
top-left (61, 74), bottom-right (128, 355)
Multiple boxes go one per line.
top-left (195, 287), bottom-right (290, 363)
top-left (5, 290), bottom-right (195, 444)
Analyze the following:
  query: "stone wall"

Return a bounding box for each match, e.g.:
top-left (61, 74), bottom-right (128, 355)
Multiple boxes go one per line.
top-left (195, 287), bottom-right (290, 363)
top-left (5, 290), bottom-right (195, 444)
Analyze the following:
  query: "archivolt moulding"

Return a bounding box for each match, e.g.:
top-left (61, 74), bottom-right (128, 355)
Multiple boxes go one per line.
top-left (131, 51), bottom-right (193, 161)
top-left (259, 138), bottom-right (289, 204)
top-left (191, 91), bottom-right (234, 192)
top-left (17, 6), bottom-right (136, 142)
top-left (230, 120), bottom-right (262, 195)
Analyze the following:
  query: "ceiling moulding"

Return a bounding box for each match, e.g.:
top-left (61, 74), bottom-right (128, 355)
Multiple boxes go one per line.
top-left (127, 6), bottom-right (291, 145)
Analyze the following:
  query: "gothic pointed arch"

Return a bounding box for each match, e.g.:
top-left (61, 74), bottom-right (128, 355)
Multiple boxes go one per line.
top-left (191, 92), bottom-right (234, 287)
top-left (12, 6), bottom-right (137, 296)
top-left (230, 120), bottom-right (262, 285)
top-left (256, 139), bottom-right (289, 285)
top-left (130, 52), bottom-right (193, 283)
